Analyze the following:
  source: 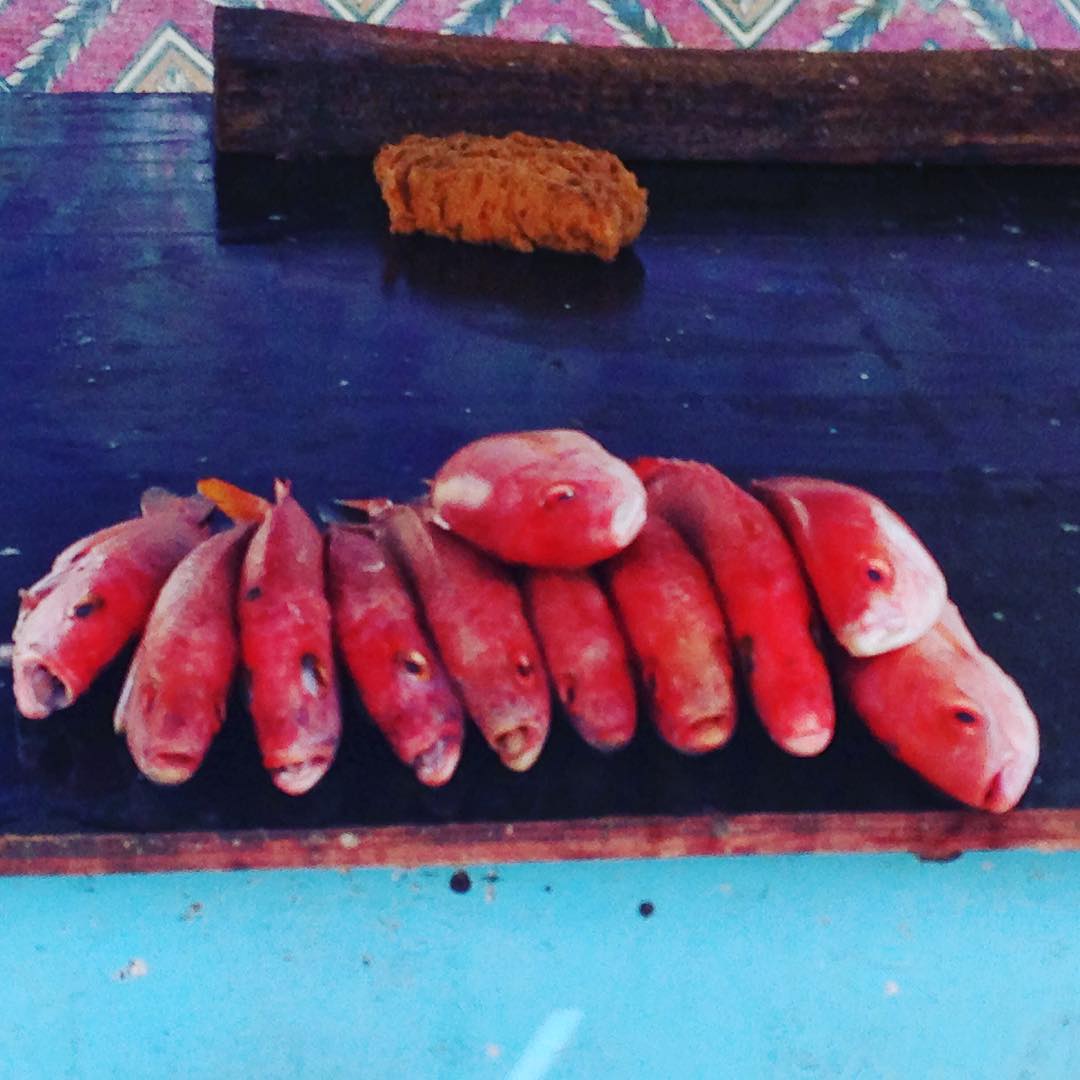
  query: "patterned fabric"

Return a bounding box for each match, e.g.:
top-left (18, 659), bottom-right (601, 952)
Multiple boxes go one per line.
top-left (1, 0), bottom-right (1078, 93)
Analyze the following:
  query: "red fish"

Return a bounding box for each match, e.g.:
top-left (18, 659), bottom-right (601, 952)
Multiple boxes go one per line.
top-left (752, 476), bottom-right (948, 658)
top-left (522, 568), bottom-right (637, 752)
top-left (368, 502), bottom-right (551, 772)
top-left (600, 516), bottom-right (735, 754)
top-left (115, 525), bottom-right (252, 785)
top-left (199, 478), bottom-right (341, 796)
top-left (326, 523), bottom-right (465, 787)
top-left (840, 602), bottom-right (1039, 812)
top-left (634, 458), bottom-right (835, 757)
top-left (12, 489), bottom-right (213, 720)
top-left (430, 429), bottom-right (647, 568)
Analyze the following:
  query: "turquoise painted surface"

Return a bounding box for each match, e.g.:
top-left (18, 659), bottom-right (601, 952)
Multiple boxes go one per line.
top-left (2, 852), bottom-right (1078, 1079)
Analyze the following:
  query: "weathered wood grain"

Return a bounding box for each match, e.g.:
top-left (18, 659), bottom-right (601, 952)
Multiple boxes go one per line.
top-left (213, 9), bottom-right (1080, 164)
top-left (1, 810), bottom-right (1077, 876)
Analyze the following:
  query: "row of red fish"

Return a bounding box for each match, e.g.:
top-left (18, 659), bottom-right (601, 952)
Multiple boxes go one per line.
top-left (10, 430), bottom-right (1040, 811)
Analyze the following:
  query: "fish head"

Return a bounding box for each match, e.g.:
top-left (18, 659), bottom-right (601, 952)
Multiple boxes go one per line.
top-left (11, 565), bottom-right (115, 719)
top-left (412, 737), bottom-right (464, 787)
top-left (854, 623), bottom-right (1039, 813)
top-left (115, 668), bottom-right (222, 785)
top-left (501, 449), bottom-right (646, 566)
top-left (830, 501), bottom-right (947, 656)
top-left (256, 651), bottom-right (342, 796)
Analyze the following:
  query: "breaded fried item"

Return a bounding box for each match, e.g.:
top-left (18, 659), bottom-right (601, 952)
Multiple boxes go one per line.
top-left (373, 132), bottom-right (647, 261)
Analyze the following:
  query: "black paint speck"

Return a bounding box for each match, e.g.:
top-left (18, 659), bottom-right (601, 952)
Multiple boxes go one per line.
top-left (450, 870), bottom-right (472, 894)
top-left (543, 885), bottom-right (553, 894)
top-left (639, 901), bottom-right (655, 918)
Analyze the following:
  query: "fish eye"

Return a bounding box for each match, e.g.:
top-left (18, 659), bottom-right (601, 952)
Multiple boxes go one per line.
top-left (865, 560), bottom-right (891, 585)
top-left (72, 594), bottom-right (104, 618)
top-left (953, 709), bottom-right (980, 725)
top-left (541, 483), bottom-right (576, 509)
top-left (300, 654), bottom-right (329, 694)
top-left (400, 650), bottom-right (431, 680)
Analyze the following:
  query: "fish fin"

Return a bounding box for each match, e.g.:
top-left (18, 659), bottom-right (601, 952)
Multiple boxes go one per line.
top-left (335, 497), bottom-right (396, 522)
top-left (273, 478), bottom-right (292, 503)
top-left (139, 487), bottom-right (181, 516)
top-left (197, 478), bottom-right (271, 524)
top-left (141, 487), bottom-right (214, 525)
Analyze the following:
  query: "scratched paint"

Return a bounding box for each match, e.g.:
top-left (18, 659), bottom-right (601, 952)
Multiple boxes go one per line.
top-left (0, 852), bottom-right (1078, 1078)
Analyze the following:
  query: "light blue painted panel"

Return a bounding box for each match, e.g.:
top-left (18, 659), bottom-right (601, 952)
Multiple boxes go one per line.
top-left (1, 852), bottom-right (1078, 1080)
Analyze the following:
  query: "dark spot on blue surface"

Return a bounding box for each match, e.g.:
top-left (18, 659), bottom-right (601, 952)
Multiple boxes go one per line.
top-left (543, 885), bottom-right (553, 893)
top-left (917, 850), bottom-right (963, 864)
top-left (484, 871), bottom-right (499, 884)
top-left (450, 870), bottom-right (471, 894)
top-left (639, 901), bottom-right (655, 918)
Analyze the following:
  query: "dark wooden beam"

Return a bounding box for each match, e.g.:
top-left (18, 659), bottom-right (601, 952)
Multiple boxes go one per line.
top-left (213, 9), bottom-right (1080, 165)
top-left (3, 809), bottom-right (1078, 876)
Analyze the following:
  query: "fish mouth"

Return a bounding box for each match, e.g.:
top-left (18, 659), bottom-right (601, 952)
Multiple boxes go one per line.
top-left (676, 714), bottom-right (736, 755)
top-left (981, 756), bottom-right (1038, 814)
top-left (581, 725), bottom-right (635, 753)
top-left (494, 725), bottom-right (546, 772)
top-left (413, 738), bottom-right (462, 788)
top-left (271, 752), bottom-right (336, 796)
top-left (609, 485), bottom-right (648, 551)
top-left (840, 603), bottom-right (912, 657)
top-left (141, 750), bottom-right (204, 786)
top-left (782, 725), bottom-right (834, 758)
top-left (13, 658), bottom-right (73, 720)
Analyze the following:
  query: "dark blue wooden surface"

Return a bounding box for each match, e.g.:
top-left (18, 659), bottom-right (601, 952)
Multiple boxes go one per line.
top-left (1, 95), bottom-right (1077, 833)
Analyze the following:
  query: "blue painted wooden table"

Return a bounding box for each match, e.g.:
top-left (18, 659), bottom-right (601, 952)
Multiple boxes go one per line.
top-left (2, 95), bottom-right (1078, 1078)
top-left (3, 853), bottom-right (1079, 1078)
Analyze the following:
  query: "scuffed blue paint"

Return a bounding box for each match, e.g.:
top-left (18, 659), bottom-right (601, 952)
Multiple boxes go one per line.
top-left (2, 852), bottom-right (1079, 1078)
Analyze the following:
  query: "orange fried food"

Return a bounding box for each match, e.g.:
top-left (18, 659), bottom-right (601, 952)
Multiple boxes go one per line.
top-left (373, 132), bottom-right (647, 262)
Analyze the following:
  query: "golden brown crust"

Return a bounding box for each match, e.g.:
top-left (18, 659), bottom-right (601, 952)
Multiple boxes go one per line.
top-left (373, 132), bottom-right (648, 261)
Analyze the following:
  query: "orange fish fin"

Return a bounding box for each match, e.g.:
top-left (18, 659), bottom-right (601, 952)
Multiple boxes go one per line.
top-left (197, 478), bottom-right (270, 523)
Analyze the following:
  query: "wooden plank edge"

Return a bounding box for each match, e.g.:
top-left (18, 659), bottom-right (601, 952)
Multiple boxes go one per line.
top-left (1, 809), bottom-right (1076, 876)
top-left (212, 9), bottom-right (1080, 164)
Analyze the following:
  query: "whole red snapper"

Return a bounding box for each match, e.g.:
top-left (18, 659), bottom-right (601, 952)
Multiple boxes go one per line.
top-left (430, 429), bottom-right (647, 568)
top-left (199, 478), bottom-right (342, 796)
top-left (114, 524), bottom-right (252, 785)
top-left (327, 523), bottom-right (465, 787)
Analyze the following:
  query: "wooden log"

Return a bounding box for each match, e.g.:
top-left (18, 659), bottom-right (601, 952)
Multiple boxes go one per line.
top-left (213, 8), bottom-right (1080, 165)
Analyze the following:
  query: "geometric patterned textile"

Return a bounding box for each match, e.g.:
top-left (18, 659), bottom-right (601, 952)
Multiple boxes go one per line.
top-left (3, 0), bottom-right (1080, 93)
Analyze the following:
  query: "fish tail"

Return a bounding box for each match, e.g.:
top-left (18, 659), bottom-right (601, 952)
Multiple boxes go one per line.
top-left (196, 478), bottom-right (271, 524)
